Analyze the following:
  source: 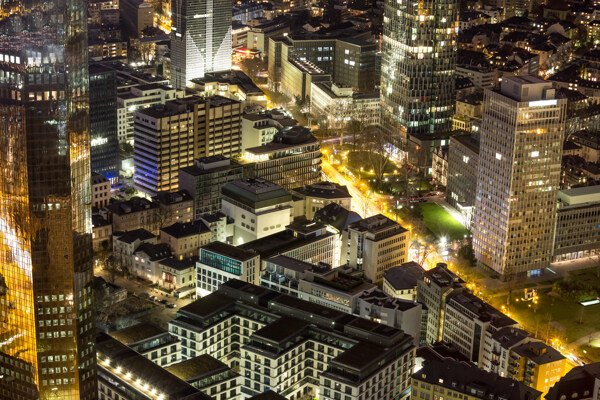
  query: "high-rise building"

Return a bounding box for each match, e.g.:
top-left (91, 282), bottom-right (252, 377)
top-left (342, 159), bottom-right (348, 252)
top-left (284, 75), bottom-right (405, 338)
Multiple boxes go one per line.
top-left (0, 1), bottom-right (97, 399)
top-left (89, 63), bottom-right (119, 182)
top-left (171, 0), bottom-right (232, 89)
top-left (472, 76), bottom-right (567, 277)
top-left (380, 0), bottom-right (458, 142)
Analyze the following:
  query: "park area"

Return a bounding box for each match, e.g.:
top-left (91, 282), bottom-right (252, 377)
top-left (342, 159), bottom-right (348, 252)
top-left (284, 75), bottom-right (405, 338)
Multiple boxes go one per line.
top-left (485, 267), bottom-right (600, 362)
top-left (420, 203), bottom-right (469, 241)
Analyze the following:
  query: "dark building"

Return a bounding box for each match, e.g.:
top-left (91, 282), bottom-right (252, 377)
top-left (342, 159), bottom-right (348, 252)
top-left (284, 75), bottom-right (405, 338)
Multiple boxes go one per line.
top-left (89, 63), bottom-right (119, 182)
top-left (0, 0), bottom-right (97, 398)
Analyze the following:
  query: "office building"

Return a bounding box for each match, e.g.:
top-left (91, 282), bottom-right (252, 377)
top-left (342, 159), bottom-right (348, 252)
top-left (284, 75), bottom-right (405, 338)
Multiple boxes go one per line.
top-left (96, 333), bottom-right (211, 400)
top-left (0, 2), bottom-right (97, 398)
top-left (290, 181), bottom-right (352, 220)
top-left (240, 220), bottom-right (339, 267)
top-left (310, 82), bottom-right (380, 129)
top-left (442, 290), bottom-right (517, 365)
top-left (179, 156), bottom-right (248, 218)
top-left (472, 76), bottom-right (567, 277)
top-left (382, 262), bottom-right (426, 301)
top-left (412, 360), bottom-right (542, 400)
top-left (196, 241), bottom-right (260, 296)
top-left (380, 0), bottom-right (458, 141)
top-left (109, 322), bottom-right (182, 367)
top-left (133, 96), bottom-right (243, 196)
top-left (446, 133), bottom-right (480, 229)
top-left (241, 126), bottom-right (322, 191)
top-left (117, 83), bottom-right (180, 145)
top-left (241, 109), bottom-right (297, 152)
top-left (545, 363), bottom-right (600, 400)
top-left (553, 186), bottom-right (600, 261)
top-left (417, 263), bottom-right (464, 344)
top-left (119, 0), bottom-right (153, 36)
top-left (89, 63), bottom-right (119, 181)
top-left (221, 179), bottom-right (293, 244)
top-left (170, 279), bottom-right (416, 400)
top-left (342, 214), bottom-right (410, 283)
top-left (171, 0), bottom-right (232, 89)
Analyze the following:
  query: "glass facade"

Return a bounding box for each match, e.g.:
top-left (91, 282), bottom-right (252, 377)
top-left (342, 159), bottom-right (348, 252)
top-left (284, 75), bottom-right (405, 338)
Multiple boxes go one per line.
top-left (0, 1), bottom-right (97, 399)
top-left (381, 0), bottom-right (458, 142)
top-left (199, 250), bottom-right (243, 275)
top-left (89, 64), bottom-right (119, 181)
top-left (171, 0), bottom-right (232, 88)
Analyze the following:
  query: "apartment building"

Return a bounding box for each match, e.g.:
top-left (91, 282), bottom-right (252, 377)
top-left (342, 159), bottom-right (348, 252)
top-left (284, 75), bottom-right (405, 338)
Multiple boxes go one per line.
top-left (108, 197), bottom-right (161, 234)
top-left (412, 360), bottom-right (542, 400)
top-left (291, 181), bottom-right (352, 220)
top-left (155, 190), bottom-right (194, 227)
top-left (112, 228), bottom-right (157, 267)
top-left (342, 214), bottom-right (410, 283)
top-left (221, 179), bottom-right (293, 244)
top-left (382, 262), bottom-right (426, 301)
top-left (169, 279), bottom-right (416, 400)
top-left (416, 263), bottom-right (464, 344)
top-left (166, 355), bottom-right (241, 400)
top-left (96, 333), bottom-right (211, 400)
top-left (196, 242), bottom-right (260, 297)
top-left (92, 172), bottom-right (111, 209)
top-left (132, 242), bottom-right (172, 282)
top-left (509, 341), bottom-right (567, 396)
top-left (109, 322), bottom-right (181, 367)
top-left (442, 290), bottom-right (517, 365)
top-left (480, 326), bottom-right (535, 377)
top-left (545, 363), bottom-right (600, 400)
top-left (241, 126), bottom-right (322, 191)
top-left (160, 220), bottom-right (212, 259)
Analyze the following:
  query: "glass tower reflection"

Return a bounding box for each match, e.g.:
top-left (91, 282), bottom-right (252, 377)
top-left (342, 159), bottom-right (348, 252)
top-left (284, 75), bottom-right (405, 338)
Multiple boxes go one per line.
top-left (0, 0), bottom-right (97, 399)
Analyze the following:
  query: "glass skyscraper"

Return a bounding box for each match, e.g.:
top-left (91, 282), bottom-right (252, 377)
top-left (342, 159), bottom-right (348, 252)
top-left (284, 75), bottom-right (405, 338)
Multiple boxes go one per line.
top-left (381, 0), bottom-right (458, 142)
top-left (171, 0), bottom-right (232, 89)
top-left (0, 1), bottom-right (97, 399)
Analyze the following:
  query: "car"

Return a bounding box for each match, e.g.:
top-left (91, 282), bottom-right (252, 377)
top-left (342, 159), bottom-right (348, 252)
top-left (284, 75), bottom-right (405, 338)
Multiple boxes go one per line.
top-left (159, 299), bottom-right (168, 305)
top-left (149, 295), bottom-right (157, 301)
top-left (166, 303), bottom-right (176, 309)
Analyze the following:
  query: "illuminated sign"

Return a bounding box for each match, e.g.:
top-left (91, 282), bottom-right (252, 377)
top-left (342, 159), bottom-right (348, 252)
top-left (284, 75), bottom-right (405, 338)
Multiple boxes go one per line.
top-left (91, 137), bottom-right (108, 147)
top-left (528, 100), bottom-right (557, 107)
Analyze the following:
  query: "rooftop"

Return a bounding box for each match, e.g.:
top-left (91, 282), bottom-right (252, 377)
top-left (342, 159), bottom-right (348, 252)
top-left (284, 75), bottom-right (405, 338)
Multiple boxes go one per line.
top-left (96, 333), bottom-right (210, 399)
top-left (134, 242), bottom-right (171, 261)
top-left (264, 255), bottom-right (326, 273)
top-left (239, 226), bottom-right (334, 258)
top-left (383, 262), bottom-right (426, 291)
top-left (245, 126), bottom-right (318, 155)
top-left (161, 221), bottom-right (210, 239)
top-left (545, 362), bottom-right (600, 400)
top-left (253, 316), bottom-right (308, 344)
top-left (159, 257), bottom-right (197, 271)
top-left (247, 391), bottom-right (288, 400)
top-left (201, 241), bottom-right (258, 261)
top-left (113, 228), bottom-right (153, 242)
top-left (491, 327), bottom-right (531, 349)
top-left (222, 179), bottom-right (292, 209)
top-left (291, 181), bottom-right (351, 200)
top-left (166, 354), bottom-right (231, 382)
top-left (109, 322), bottom-right (168, 345)
top-left (313, 203), bottom-right (362, 232)
top-left (155, 190), bottom-right (193, 205)
top-left (423, 264), bottom-right (464, 287)
top-left (447, 290), bottom-right (516, 327)
top-left (413, 359), bottom-right (541, 400)
top-left (348, 214), bottom-right (407, 235)
top-left (512, 341), bottom-right (565, 365)
top-left (179, 292), bottom-right (237, 319)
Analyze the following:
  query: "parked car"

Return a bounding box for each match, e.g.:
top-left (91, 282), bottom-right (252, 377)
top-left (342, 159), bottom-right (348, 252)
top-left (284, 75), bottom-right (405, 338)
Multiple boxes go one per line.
top-left (166, 303), bottom-right (175, 309)
top-left (159, 299), bottom-right (168, 305)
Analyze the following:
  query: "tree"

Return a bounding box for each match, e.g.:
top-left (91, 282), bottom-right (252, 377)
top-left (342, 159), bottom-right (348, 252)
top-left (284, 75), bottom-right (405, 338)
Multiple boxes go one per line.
top-left (240, 58), bottom-right (266, 79)
top-left (347, 119), bottom-right (363, 151)
top-left (457, 243), bottom-right (476, 267)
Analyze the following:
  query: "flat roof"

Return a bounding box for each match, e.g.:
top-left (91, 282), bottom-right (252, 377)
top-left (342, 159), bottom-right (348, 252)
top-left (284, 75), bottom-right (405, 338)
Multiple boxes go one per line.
top-left (558, 185), bottom-right (600, 205)
top-left (179, 292), bottom-right (237, 319)
top-left (166, 355), bottom-right (231, 381)
top-left (330, 341), bottom-right (388, 371)
top-left (109, 322), bottom-right (167, 345)
top-left (201, 241), bottom-right (258, 261)
top-left (264, 255), bottom-right (319, 273)
top-left (253, 316), bottom-right (308, 344)
top-left (383, 262), bottom-right (426, 291)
